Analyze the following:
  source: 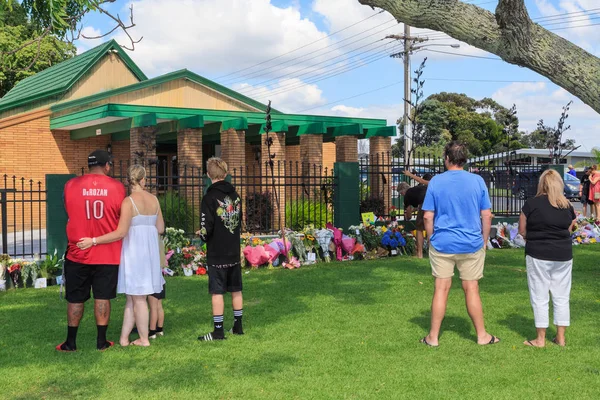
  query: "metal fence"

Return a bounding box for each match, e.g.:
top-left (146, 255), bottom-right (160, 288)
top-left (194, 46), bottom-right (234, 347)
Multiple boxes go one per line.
top-left (108, 159), bottom-right (335, 235)
top-left (359, 151), bottom-right (549, 218)
top-left (0, 175), bottom-right (46, 258)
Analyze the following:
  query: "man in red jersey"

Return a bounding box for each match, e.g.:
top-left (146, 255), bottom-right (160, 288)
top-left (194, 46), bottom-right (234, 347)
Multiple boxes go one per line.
top-left (56, 150), bottom-right (126, 352)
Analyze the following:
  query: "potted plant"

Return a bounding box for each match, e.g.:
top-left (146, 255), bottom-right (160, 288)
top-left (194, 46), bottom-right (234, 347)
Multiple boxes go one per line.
top-left (390, 206), bottom-right (399, 221)
top-left (39, 250), bottom-right (63, 286)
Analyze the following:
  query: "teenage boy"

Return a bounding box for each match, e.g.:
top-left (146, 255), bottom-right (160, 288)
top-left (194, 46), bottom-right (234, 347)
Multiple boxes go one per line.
top-left (197, 157), bottom-right (244, 341)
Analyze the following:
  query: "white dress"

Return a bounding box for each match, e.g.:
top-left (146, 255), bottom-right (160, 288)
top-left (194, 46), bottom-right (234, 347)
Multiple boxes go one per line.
top-left (117, 197), bottom-right (165, 295)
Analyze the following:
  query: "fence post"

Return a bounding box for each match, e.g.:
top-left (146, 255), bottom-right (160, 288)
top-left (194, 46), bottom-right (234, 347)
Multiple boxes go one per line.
top-left (548, 164), bottom-right (565, 177)
top-left (334, 162), bottom-right (359, 231)
top-left (46, 174), bottom-right (75, 257)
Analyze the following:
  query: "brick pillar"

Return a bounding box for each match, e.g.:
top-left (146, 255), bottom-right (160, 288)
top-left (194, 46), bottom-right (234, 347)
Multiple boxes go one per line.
top-left (300, 134), bottom-right (323, 198)
top-left (369, 136), bottom-right (392, 215)
top-left (177, 128), bottom-right (203, 210)
top-left (130, 126), bottom-right (157, 166)
top-left (261, 132), bottom-right (286, 230)
top-left (335, 136), bottom-right (358, 163)
top-left (221, 128), bottom-right (246, 228)
top-left (285, 144), bottom-right (301, 202)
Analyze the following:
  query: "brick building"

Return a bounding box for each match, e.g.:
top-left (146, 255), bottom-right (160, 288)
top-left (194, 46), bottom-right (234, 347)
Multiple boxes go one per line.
top-left (0, 40), bottom-right (393, 183)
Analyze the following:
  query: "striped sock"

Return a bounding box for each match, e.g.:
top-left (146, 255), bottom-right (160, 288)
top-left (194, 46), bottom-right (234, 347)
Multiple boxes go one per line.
top-left (232, 309), bottom-right (244, 335)
top-left (198, 315), bottom-right (225, 341)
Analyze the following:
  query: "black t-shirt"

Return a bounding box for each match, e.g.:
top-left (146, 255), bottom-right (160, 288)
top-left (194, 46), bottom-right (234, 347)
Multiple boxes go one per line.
top-left (580, 174), bottom-right (591, 196)
top-left (522, 195), bottom-right (575, 261)
top-left (404, 185), bottom-right (427, 208)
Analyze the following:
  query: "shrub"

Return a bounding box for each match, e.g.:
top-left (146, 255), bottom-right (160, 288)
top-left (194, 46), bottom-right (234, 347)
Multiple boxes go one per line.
top-left (360, 196), bottom-right (385, 216)
top-left (158, 191), bottom-right (196, 234)
top-left (246, 192), bottom-right (274, 232)
top-left (286, 199), bottom-right (332, 230)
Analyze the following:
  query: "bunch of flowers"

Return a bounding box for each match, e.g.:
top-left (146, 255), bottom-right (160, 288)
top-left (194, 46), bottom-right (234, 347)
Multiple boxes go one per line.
top-left (390, 206), bottom-right (399, 219)
top-left (572, 213), bottom-right (600, 245)
top-left (302, 225), bottom-right (318, 262)
top-left (7, 262), bottom-right (22, 288)
top-left (381, 229), bottom-right (406, 250)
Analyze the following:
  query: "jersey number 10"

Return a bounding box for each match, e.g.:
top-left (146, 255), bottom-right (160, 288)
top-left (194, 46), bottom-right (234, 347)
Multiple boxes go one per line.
top-left (86, 200), bottom-right (105, 220)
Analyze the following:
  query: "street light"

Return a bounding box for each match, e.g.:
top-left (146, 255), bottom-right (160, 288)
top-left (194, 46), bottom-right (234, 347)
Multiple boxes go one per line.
top-left (411, 43), bottom-right (461, 52)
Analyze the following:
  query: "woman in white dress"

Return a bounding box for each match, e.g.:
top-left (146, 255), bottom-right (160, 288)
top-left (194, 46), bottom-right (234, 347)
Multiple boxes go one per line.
top-left (78, 165), bottom-right (165, 347)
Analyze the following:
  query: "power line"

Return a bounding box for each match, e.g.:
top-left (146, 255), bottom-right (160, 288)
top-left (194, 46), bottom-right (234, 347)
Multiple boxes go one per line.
top-left (215, 10), bottom-right (385, 80)
top-left (238, 39), bottom-right (395, 95)
top-left (226, 20), bottom-right (398, 86)
top-left (424, 49), bottom-right (501, 60)
top-left (550, 21), bottom-right (600, 31)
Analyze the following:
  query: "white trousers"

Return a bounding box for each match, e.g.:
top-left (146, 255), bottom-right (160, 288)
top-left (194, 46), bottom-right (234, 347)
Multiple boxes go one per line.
top-left (526, 255), bottom-right (572, 328)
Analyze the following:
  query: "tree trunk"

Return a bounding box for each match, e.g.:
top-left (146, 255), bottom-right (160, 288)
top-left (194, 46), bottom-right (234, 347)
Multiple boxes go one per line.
top-left (358, 0), bottom-right (600, 114)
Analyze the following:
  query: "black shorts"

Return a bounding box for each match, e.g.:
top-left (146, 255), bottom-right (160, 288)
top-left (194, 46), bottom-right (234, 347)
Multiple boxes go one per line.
top-left (151, 285), bottom-right (166, 300)
top-left (208, 264), bottom-right (243, 295)
top-left (64, 258), bottom-right (119, 303)
top-left (581, 194), bottom-right (593, 205)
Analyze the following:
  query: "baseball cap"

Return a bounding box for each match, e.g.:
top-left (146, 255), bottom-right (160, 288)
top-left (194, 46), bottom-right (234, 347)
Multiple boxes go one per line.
top-left (88, 150), bottom-right (112, 168)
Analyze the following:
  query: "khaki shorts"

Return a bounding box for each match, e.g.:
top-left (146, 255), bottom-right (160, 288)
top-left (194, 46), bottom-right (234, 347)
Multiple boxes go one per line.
top-left (429, 246), bottom-right (485, 281)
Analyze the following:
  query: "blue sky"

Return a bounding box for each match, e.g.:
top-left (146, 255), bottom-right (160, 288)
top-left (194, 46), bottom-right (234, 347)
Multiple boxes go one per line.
top-left (77, 0), bottom-right (600, 151)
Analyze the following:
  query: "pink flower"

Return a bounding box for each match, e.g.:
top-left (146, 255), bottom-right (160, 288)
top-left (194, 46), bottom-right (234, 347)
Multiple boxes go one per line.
top-left (166, 250), bottom-right (175, 261)
top-left (197, 267), bottom-right (207, 275)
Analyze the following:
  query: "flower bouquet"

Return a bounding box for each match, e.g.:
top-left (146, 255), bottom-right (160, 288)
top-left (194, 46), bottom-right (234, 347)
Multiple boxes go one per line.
top-left (381, 229), bottom-right (406, 256)
top-left (302, 225), bottom-right (318, 264)
top-left (390, 206), bottom-right (399, 221)
top-left (7, 263), bottom-right (22, 288)
top-left (315, 228), bottom-right (334, 262)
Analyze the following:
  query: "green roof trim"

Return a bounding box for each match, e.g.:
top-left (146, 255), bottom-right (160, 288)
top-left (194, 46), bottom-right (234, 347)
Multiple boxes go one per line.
top-left (51, 69), bottom-right (277, 114)
top-left (221, 117), bottom-right (248, 132)
top-left (132, 113), bottom-right (157, 128)
top-left (365, 126), bottom-right (396, 138)
top-left (177, 115), bottom-right (204, 130)
top-left (0, 40), bottom-right (147, 113)
top-left (328, 123), bottom-right (363, 137)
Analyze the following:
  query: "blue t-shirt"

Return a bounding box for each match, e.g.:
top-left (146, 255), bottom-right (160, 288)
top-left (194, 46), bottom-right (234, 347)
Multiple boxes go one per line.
top-left (422, 170), bottom-right (491, 254)
top-left (568, 169), bottom-right (577, 177)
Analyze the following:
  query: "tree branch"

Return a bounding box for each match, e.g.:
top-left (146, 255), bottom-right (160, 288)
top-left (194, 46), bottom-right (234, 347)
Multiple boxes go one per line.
top-left (358, 0), bottom-right (600, 114)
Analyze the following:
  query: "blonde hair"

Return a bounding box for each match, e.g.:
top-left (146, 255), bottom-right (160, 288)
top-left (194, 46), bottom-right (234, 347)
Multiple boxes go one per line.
top-left (128, 164), bottom-right (146, 186)
top-left (207, 157), bottom-right (228, 180)
top-left (536, 169), bottom-right (569, 209)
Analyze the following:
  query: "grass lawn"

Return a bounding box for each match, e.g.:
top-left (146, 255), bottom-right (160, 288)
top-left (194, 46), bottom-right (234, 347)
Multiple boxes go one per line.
top-left (1, 247), bottom-right (599, 399)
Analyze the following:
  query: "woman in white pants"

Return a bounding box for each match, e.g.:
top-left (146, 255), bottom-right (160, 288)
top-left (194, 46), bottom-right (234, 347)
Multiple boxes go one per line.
top-left (519, 169), bottom-right (576, 347)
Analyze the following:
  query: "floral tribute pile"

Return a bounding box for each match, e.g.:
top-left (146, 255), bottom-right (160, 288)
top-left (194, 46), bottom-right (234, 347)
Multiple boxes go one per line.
top-left (240, 222), bottom-right (417, 269)
top-left (571, 214), bottom-right (600, 245)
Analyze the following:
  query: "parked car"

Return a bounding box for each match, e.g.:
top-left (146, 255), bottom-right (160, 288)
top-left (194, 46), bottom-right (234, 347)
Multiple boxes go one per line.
top-left (511, 169), bottom-right (580, 200)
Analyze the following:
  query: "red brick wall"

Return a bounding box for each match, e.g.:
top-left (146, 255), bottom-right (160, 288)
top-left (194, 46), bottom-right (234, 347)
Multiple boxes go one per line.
top-left (335, 136), bottom-right (358, 163)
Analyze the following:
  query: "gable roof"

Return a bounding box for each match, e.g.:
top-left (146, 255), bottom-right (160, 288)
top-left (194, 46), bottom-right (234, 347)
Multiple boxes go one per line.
top-left (51, 69), bottom-right (278, 114)
top-left (0, 40), bottom-right (147, 113)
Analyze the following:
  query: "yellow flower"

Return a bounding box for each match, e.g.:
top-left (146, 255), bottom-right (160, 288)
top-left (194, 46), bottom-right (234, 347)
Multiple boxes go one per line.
top-left (577, 237), bottom-right (582, 243)
top-left (381, 227), bottom-right (388, 233)
top-left (591, 238), bottom-right (597, 244)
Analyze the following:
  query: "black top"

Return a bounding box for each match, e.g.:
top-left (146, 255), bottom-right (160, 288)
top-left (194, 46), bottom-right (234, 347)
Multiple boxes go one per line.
top-left (580, 174), bottom-right (591, 196)
top-left (522, 195), bottom-right (575, 262)
top-left (404, 185), bottom-right (427, 208)
top-left (198, 181), bottom-right (242, 267)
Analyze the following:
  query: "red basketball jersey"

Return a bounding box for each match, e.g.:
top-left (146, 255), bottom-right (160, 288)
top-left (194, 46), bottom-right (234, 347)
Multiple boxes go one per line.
top-left (64, 174), bottom-right (126, 265)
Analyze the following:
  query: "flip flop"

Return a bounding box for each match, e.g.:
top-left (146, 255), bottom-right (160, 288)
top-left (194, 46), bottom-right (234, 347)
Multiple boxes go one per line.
top-left (97, 341), bottom-right (114, 351)
top-left (551, 338), bottom-right (566, 347)
top-left (480, 335), bottom-right (500, 345)
top-left (524, 340), bottom-right (539, 347)
top-left (55, 342), bottom-right (76, 352)
top-left (420, 337), bottom-right (438, 347)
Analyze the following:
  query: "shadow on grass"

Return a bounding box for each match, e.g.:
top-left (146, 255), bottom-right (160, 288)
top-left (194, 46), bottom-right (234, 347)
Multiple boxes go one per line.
top-left (498, 313), bottom-right (536, 340)
top-left (409, 310), bottom-right (473, 342)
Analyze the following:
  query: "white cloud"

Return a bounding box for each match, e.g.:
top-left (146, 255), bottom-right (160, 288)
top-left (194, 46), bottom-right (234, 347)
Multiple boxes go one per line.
top-left (234, 79), bottom-right (326, 112)
top-left (76, 27), bottom-right (104, 54)
top-left (109, 0), bottom-right (337, 78)
top-left (492, 82), bottom-right (600, 149)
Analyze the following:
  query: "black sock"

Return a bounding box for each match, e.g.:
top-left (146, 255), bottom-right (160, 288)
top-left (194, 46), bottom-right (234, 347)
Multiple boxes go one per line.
top-left (149, 329), bottom-right (157, 338)
top-left (198, 315), bottom-right (225, 341)
top-left (213, 315), bottom-right (224, 337)
top-left (65, 326), bottom-right (78, 349)
top-left (97, 325), bottom-right (108, 348)
top-left (233, 309), bottom-right (244, 334)
top-left (156, 326), bottom-right (163, 333)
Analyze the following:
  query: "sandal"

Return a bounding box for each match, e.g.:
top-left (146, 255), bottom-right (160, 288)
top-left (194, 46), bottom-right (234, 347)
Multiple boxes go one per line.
top-left (480, 335), bottom-right (500, 345)
top-left (420, 336), bottom-right (438, 347)
top-left (551, 338), bottom-right (566, 347)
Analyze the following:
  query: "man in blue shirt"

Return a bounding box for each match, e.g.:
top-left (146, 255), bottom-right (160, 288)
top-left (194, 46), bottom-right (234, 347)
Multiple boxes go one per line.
top-left (420, 141), bottom-right (499, 347)
top-left (567, 165), bottom-right (577, 177)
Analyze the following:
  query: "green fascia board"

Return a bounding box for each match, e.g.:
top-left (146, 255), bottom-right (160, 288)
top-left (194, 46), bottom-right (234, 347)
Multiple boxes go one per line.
top-left (258, 120), bottom-right (289, 134)
top-left (0, 40), bottom-right (147, 113)
top-left (51, 103), bottom-right (390, 133)
top-left (365, 126), bottom-right (396, 138)
top-left (202, 122), bottom-right (222, 137)
top-left (50, 69), bottom-right (274, 114)
top-left (132, 113), bottom-right (157, 128)
top-left (71, 118), bottom-right (132, 140)
top-left (328, 123), bottom-right (363, 137)
top-left (221, 118), bottom-right (248, 132)
top-left (111, 131), bottom-right (130, 141)
top-left (157, 132), bottom-right (178, 143)
top-left (177, 115), bottom-right (204, 130)
top-left (291, 122), bottom-right (327, 136)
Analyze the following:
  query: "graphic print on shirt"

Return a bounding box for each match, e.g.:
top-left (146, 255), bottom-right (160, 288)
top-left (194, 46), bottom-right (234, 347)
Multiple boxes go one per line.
top-left (216, 196), bottom-right (241, 234)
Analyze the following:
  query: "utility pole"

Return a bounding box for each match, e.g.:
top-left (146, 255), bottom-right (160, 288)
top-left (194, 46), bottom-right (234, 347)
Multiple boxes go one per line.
top-left (387, 29), bottom-right (427, 167)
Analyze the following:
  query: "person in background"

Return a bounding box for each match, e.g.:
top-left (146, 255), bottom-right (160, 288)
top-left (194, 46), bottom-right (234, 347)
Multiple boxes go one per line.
top-left (148, 286), bottom-right (165, 339)
top-left (403, 170), bottom-right (432, 186)
top-left (579, 167), bottom-right (593, 218)
top-left (398, 182), bottom-right (428, 258)
top-left (567, 165), bottom-right (577, 178)
top-left (420, 141), bottom-right (499, 347)
top-left (58, 150), bottom-right (126, 352)
top-left (589, 165), bottom-right (600, 219)
top-left (197, 158), bottom-right (244, 341)
top-left (519, 169), bottom-right (576, 347)
top-left (78, 165), bottom-right (165, 347)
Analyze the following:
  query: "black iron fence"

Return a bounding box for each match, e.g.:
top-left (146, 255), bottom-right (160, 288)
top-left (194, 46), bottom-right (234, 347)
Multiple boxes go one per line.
top-left (107, 159), bottom-right (335, 235)
top-left (0, 175), bottom-right (46, 258)
top-left (359, 151), bottom-right (551, 218)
